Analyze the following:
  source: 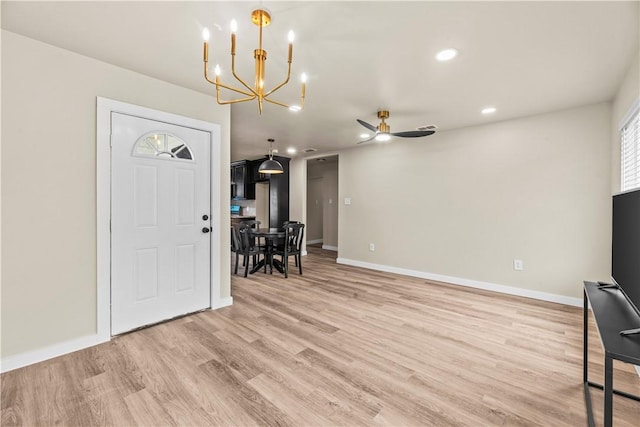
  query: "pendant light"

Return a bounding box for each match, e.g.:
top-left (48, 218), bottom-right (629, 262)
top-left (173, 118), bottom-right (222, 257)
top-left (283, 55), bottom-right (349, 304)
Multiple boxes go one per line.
top-left (258, 139), bottom-right (284, 174)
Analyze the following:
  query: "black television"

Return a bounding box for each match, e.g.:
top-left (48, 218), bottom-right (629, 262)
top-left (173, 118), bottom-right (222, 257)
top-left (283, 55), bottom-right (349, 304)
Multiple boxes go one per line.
top-left (611, 188), bottom-right (640, 325)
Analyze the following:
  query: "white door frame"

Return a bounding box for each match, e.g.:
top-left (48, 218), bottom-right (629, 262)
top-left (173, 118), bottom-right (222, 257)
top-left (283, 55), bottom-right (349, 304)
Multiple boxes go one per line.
top-left (96, 97), bottom-right (223, 341)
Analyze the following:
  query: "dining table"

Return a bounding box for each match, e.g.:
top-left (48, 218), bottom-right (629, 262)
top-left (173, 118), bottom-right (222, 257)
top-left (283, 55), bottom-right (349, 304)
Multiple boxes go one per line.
top-left (249, 228), bottom-right (286, 274)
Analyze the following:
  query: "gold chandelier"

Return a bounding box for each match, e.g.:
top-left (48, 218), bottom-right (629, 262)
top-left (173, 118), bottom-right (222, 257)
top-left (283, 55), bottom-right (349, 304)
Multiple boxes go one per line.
top-left (202, 9), bottom-right (307, 114)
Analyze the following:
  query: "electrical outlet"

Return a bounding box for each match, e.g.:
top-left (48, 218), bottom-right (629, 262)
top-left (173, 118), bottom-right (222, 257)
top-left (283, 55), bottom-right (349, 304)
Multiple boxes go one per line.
top-left (513, 259), bottom-right (524, 271)
top-left (344, 197), bottom-right (351, 205)
top-left (369, 243), bottom-right (375, 252)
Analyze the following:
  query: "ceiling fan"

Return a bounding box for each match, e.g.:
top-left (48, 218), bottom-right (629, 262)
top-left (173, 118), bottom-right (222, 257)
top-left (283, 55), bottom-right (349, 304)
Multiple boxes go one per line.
top-left (356, 110), bottom-right (436, 144)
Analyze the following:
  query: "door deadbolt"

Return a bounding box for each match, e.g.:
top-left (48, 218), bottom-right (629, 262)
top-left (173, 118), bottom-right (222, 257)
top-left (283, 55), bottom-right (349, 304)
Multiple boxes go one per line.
top-left (202, 214), bottom-right (209, 221)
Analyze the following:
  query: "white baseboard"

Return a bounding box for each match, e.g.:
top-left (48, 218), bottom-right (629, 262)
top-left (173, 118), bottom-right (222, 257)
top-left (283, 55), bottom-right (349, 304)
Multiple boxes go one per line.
top-left (1, 298), bottom-right (234, 373)
top-left (0, 333), bottom-right (109, 374)
top-left (322, 245), bottom-right (338, 252)
top-left (307, 239), bottom-right (323, 245)
top-left (336, 257), bottom-right (583, 307)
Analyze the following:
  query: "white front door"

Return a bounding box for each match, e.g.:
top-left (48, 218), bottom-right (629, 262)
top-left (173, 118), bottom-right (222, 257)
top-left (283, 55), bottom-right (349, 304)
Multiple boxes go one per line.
top-left (111, 112), bottom-right (211, 335)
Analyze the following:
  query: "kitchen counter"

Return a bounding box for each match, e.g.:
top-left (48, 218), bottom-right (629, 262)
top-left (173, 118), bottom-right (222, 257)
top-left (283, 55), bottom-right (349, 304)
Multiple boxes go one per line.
top-left (231, 215), bottom-right (256, 228)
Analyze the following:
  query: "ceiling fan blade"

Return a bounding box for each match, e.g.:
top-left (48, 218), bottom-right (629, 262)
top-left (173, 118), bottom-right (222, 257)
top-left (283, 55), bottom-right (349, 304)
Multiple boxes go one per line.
top-left (356, 119), bottom-right (378, 132)
top-left (357, 134), bottom-right (377, 144)
top-left (391, 130), bottom-right (436, 138)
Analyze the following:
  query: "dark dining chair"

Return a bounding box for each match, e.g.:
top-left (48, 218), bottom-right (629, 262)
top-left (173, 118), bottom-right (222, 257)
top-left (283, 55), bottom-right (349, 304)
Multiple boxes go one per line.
top-left (241, 219), bottom-right (261, 229)
top-left (276, 220), bottom-right (301, 250)
top-left (241, 220), bottom-right (263, 250)
top-left (233, 223), bottom-right (263, 277)
top-left (273, 223), bottom-right (305, 278)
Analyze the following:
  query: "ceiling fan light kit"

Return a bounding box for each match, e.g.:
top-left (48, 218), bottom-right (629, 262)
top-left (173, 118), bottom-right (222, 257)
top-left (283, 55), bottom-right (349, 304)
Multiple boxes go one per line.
top-left (202, 9), bottom-right (307, 114)
top-left (356, 110), bottom-right (436, 144)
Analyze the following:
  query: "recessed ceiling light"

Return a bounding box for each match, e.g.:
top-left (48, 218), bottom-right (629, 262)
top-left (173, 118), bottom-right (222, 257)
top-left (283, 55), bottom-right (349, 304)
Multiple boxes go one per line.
top-left (481, 106), bottom-right (497, 115)
top-left (436, 48), bottom-right (458, 61)
top-left (287, 147), bottom-right (296, 154)
top-left (360, 133), bottom-right (370, 139)
top-left (289, 105), bottom-right (302, 112)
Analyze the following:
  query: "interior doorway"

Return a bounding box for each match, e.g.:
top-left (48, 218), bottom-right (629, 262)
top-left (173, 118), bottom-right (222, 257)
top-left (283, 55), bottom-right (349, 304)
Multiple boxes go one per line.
top-left (306, 156), bottom-right (339, 251)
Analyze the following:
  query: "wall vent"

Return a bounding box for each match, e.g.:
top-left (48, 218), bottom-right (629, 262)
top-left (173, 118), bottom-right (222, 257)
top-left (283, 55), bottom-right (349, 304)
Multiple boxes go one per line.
top-left (303, 148), bottom-right (318, 153)
top-left (417, 124), bottom-right (438, 131)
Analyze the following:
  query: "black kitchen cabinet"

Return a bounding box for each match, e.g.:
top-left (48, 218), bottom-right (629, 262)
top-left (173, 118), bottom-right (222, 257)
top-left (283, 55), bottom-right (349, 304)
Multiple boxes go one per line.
top-left (231, 156), bottom-right (289, 227)
top-left (231, 160), bottom-right (255, 200)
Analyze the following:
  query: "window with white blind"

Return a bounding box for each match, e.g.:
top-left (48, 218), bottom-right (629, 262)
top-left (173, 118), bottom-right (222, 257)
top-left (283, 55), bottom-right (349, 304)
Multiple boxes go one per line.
top-left (621, 100), bottom-right (640, 192)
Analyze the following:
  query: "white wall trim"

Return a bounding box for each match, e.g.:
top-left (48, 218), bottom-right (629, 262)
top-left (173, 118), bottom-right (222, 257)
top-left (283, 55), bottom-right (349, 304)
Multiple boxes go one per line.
top-left (211, 297), bottom-right (234, 310)
top-left (307, 239), bottom-right (323, 245)
top-left (1, 334), bottom-right (109, 373)
top-left (322, 245), bottom-right (338, 252)
top-left (97, 97), bottom-right (225, 341)
top-left (336, 257), bottom-right (583, 307)
top-left (1, 98), bottom-right (229, 372)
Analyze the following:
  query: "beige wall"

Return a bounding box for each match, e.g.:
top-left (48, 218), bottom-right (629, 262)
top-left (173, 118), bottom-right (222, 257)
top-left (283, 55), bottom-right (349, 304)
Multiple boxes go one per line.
top-left (610, 52), bottom-right (640, 194)
top-left (337, 103), bottom-right (612, 300)
top-left (289, 156), bottom-right (306, 251)
top-left (1, 31), bottom-right (231, 358)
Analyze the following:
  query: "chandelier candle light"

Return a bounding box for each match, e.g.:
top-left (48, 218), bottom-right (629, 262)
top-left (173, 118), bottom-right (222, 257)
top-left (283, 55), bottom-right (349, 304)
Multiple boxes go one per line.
top-left (202, 9), bottom-right (307, 114)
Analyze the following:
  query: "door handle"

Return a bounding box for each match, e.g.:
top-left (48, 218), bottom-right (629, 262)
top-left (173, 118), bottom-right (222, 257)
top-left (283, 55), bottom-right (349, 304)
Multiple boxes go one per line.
top-left (202, 227), bottom-right (211, 233)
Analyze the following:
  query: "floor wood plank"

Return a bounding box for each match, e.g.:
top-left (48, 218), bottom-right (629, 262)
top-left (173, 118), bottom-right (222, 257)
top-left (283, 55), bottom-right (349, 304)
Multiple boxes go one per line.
top-left (2, 245), bottom-right (639, 426)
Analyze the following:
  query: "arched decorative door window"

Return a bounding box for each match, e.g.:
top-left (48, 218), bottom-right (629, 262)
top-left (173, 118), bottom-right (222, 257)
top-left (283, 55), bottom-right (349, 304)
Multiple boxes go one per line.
top-left (132, 132), bottom-right (194, 160)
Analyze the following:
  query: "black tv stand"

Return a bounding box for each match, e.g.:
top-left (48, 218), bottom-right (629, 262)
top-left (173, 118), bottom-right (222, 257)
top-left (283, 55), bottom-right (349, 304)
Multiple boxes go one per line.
top-left (583, 281), bottom-right (640, 427)
top-left (620, 327), bottom-right (640, 336)
top-left (597, 282), bottom-right (618, 289)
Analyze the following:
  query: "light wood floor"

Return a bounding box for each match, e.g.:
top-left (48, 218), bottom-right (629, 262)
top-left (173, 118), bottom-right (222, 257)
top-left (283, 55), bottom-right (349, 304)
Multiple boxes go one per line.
top-left (2, 246), bottom-right (639, 426)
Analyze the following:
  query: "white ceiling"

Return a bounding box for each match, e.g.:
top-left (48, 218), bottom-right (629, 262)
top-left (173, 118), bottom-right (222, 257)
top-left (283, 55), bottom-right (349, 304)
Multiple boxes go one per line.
top-left (2, 1), bottom-right (638, 161)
